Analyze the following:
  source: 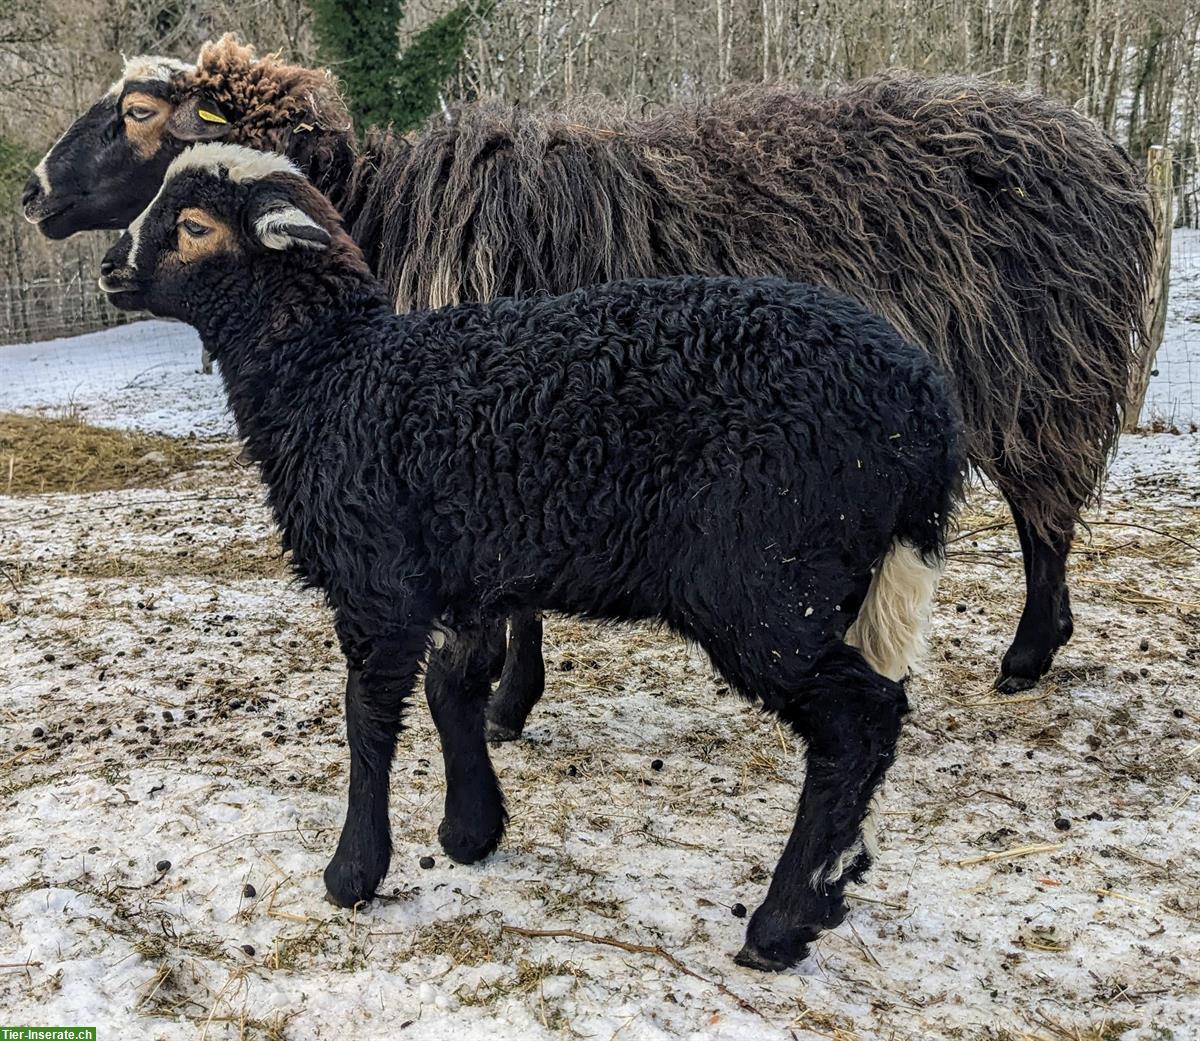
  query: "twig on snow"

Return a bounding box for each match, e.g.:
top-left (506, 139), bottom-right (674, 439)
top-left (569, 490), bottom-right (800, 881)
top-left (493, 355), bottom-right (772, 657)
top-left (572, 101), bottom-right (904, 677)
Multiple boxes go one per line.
top-left (501, 923), bottom-right (767, 1019)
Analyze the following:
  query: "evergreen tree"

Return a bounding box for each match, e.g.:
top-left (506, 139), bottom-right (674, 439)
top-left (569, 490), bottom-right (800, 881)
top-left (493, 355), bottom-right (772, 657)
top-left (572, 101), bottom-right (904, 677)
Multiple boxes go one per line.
top-left (309, 0), bottom-right (490, 132)
top-left (392, 2), bottom-right (493, 131)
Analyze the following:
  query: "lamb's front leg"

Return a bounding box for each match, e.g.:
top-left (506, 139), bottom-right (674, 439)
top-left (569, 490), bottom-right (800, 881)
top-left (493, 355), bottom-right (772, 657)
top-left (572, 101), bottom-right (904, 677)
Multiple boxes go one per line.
top-left (425, 626), bottom-right (508, 863)
top-left (324, 630), bottom-right (426, 907)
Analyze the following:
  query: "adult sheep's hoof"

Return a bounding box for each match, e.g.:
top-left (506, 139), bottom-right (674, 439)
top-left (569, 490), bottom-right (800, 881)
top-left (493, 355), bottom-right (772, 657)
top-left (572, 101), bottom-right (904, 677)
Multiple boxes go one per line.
top-left (485, 719), bottom-right (523, 744)
top-left (998, 639), bottom-right (1057, 694)
top-left (994, 671), bottom-right (1039, 695)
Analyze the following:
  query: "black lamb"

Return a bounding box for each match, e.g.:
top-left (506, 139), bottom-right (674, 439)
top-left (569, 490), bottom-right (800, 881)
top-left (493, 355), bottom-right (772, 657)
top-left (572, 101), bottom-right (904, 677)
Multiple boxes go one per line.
top-left (97, 143), bottom-right (963, 972)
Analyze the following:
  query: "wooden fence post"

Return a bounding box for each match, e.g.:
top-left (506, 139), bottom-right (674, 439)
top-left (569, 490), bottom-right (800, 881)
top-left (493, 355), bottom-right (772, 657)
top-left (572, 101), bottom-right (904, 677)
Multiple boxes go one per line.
top-left (1125, 145), bottom-right (1173, 432)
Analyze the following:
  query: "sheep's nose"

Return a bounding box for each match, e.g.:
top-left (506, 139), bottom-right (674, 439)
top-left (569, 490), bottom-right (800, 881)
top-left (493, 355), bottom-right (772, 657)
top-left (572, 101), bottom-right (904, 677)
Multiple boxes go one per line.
top-left (99, 257), bottom-right (118, 278)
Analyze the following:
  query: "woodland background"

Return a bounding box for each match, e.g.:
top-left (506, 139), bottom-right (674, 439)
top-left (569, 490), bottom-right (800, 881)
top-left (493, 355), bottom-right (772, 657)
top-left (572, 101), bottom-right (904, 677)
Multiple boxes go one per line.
top-left (1, 0), bottom-right (1198, 342)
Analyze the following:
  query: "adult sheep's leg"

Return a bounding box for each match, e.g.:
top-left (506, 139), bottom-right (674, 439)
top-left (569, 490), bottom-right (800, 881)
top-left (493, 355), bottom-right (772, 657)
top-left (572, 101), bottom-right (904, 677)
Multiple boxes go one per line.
top-left (484, 617), bottom-right (508, 681)
top-left (485, 609), bottom-right (545, 743)
top-left (734, 644), bottom-right (908, 972)
top-left (324, 629), bottom-right (426, 908)
top-left (426, 626), bottom-right (508, 862)
top-left (997, 499), bottom-right (1075, 694)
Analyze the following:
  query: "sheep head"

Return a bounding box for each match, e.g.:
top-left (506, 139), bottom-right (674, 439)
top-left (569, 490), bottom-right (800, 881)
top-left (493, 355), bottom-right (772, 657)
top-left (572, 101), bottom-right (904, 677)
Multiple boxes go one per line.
top-left (98, 143), bottom-right (374, 342)
top-left (24, 34), bottom-right (353, 240)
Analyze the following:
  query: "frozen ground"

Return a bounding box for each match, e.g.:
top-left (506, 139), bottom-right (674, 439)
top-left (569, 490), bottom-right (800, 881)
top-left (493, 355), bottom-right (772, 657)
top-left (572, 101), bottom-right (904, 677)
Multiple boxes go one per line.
top-left (0, 432), bottom-right (1197, 1040)
top-left (0, 243), bottom-right (1198, 1038)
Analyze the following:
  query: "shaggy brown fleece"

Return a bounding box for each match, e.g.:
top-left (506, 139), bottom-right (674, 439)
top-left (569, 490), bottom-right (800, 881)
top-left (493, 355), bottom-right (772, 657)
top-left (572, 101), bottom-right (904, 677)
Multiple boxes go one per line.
top-left (190, 36), bottom-right (354, 186)
top-left (184, 39), bottom-right (1154, 538)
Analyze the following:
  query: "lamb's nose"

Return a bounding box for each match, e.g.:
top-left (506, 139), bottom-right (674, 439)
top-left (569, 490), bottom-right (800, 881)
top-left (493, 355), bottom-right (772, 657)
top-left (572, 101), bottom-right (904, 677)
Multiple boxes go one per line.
top-left (20, 176), bottom-right (42, 213)
top-left (20, 175), bottom-right (42, 211)
top-left (99, 257), bottom-right (118, 278)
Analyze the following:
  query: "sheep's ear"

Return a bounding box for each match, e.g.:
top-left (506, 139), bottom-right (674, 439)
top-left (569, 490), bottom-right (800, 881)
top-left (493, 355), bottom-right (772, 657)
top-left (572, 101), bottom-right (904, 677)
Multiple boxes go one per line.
top-left (251, 203), bottom-right (332, 251)
top-left (166, 96), bottom-right (233, 142)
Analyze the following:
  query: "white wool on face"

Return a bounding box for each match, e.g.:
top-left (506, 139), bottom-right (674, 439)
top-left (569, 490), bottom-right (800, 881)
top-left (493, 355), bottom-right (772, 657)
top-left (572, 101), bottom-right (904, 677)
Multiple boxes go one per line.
top-left (104, 55), bottom-right (195, 98)
top-left (165, 143), bottom-right (301, 185)
top-left (29, 127), bottom-right (68, 201)
top-left (125, 145), bottom-right (313, 266)
top-left (125, 179), bottom-right (167, 272)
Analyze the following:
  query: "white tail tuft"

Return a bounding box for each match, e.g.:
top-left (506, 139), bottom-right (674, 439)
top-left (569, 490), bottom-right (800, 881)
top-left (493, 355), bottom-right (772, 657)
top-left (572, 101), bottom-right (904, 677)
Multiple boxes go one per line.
top-left (845, 539), bottom-right (942, 682)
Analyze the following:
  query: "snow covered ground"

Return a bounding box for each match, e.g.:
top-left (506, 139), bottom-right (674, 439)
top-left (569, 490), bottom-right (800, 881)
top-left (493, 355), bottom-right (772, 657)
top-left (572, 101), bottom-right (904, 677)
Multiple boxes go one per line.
top-left (0, 320), bottom-right (230, 437)
top-left (0, 435), bottom-right (1197, 1040)
top-left (0, 242), bottom-right (1197, 1038)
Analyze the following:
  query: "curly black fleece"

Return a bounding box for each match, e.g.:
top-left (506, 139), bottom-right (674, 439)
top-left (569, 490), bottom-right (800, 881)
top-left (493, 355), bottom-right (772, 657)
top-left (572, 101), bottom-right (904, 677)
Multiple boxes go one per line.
top-left (224, 277), bottom-right (960, 650)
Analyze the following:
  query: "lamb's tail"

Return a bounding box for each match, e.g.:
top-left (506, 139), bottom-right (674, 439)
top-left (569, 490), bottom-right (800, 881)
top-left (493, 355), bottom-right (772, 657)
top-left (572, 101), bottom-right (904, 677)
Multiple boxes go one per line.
top-left (845, 539), bottom-right (943, 682)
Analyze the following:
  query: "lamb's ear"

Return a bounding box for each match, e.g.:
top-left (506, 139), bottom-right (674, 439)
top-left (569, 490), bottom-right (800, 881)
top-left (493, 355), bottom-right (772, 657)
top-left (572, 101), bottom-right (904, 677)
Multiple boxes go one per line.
top-left (166, 96), bottom-right (234, 142)
top-left (250, 200), bottom-right (332, 251)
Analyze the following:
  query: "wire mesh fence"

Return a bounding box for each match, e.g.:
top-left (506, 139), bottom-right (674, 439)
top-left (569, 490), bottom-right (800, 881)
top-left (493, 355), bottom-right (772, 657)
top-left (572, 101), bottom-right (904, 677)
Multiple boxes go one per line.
top-left (1151, 222), bottom-right (1200, 429)
top-left (0, 199), bottom-right (136, 346)
top-left (1, 181), bottom-right (219, 435)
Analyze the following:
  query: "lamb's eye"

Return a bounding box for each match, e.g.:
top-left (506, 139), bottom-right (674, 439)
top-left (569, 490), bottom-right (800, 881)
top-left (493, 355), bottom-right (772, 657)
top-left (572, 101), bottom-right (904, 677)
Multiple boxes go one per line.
top-left (179, 219), bottom-right (211, 238)
top-left (125, 106), bottom-right (156, 122)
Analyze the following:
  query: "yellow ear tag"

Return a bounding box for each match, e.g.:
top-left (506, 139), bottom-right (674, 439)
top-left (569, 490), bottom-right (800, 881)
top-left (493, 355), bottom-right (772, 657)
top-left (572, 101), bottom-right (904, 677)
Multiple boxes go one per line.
top-left (197, 108), bottom-right (228, 125)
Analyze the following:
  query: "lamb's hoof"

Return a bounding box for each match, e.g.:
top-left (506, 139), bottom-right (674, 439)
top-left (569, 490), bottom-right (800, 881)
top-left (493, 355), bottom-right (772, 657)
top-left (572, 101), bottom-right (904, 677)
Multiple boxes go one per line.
top-left (736, 909), bottom-right (822, 972)
top-left (485, 719), bottom-right (523, 744)
top-left (438, 814), bottom-right (504, 865)
top-left (323, 857), bottom-right (383, 909)
top-left (994, 671), bottom-right (1038, 695)
top-left (734, 941), bottom-right (803, 973)
top-left (323, 839), bottom-right (388, 909)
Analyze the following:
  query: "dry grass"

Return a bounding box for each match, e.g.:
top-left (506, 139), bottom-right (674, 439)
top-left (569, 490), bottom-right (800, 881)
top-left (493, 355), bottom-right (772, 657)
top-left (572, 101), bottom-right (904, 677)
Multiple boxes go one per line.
top-left (58, 536), bottom-right (291, 582)
top-left (0, 412), bottom-right (208, 495)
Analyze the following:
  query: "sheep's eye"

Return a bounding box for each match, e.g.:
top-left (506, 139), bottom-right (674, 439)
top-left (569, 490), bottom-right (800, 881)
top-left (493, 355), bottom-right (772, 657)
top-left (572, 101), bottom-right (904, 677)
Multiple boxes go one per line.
top-left (125, 106), bottom-right (157, 122)
top-left (179, 219), bottom-right (211, 239)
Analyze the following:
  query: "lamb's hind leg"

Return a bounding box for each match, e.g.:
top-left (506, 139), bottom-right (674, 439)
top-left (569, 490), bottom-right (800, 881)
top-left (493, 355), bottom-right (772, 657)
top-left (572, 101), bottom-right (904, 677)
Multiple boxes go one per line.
top-left (735, 643), bottom-right (908, 971)
top-left (426, 625), bottom-right (508, 862)
top-left (484, 617), bottom-right (507, 681)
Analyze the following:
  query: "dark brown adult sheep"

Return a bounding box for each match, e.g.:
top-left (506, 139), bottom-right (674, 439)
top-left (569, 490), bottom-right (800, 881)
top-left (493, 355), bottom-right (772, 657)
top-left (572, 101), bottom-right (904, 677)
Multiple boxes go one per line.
top-left (24, 36), bottom-right (1155, 732)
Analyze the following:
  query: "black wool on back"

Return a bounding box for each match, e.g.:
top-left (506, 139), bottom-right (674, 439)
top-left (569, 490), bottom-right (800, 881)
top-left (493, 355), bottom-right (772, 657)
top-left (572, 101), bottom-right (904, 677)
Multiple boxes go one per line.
top-left (220, 275), bottom-right (960, 663)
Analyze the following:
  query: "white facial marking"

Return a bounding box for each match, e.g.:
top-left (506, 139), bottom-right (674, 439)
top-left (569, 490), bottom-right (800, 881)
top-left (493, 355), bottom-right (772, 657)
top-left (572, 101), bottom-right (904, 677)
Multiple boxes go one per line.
top-left (104, 55), bottom-right (195, 98)
top-left (125, 175), bottom-right (173, 271)
top-left (32, 156), bottom-right (51, 196)
top-left (165, 143), bottom-right (301, 185)
top-left (26, 126), bottom-right (70, 215)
